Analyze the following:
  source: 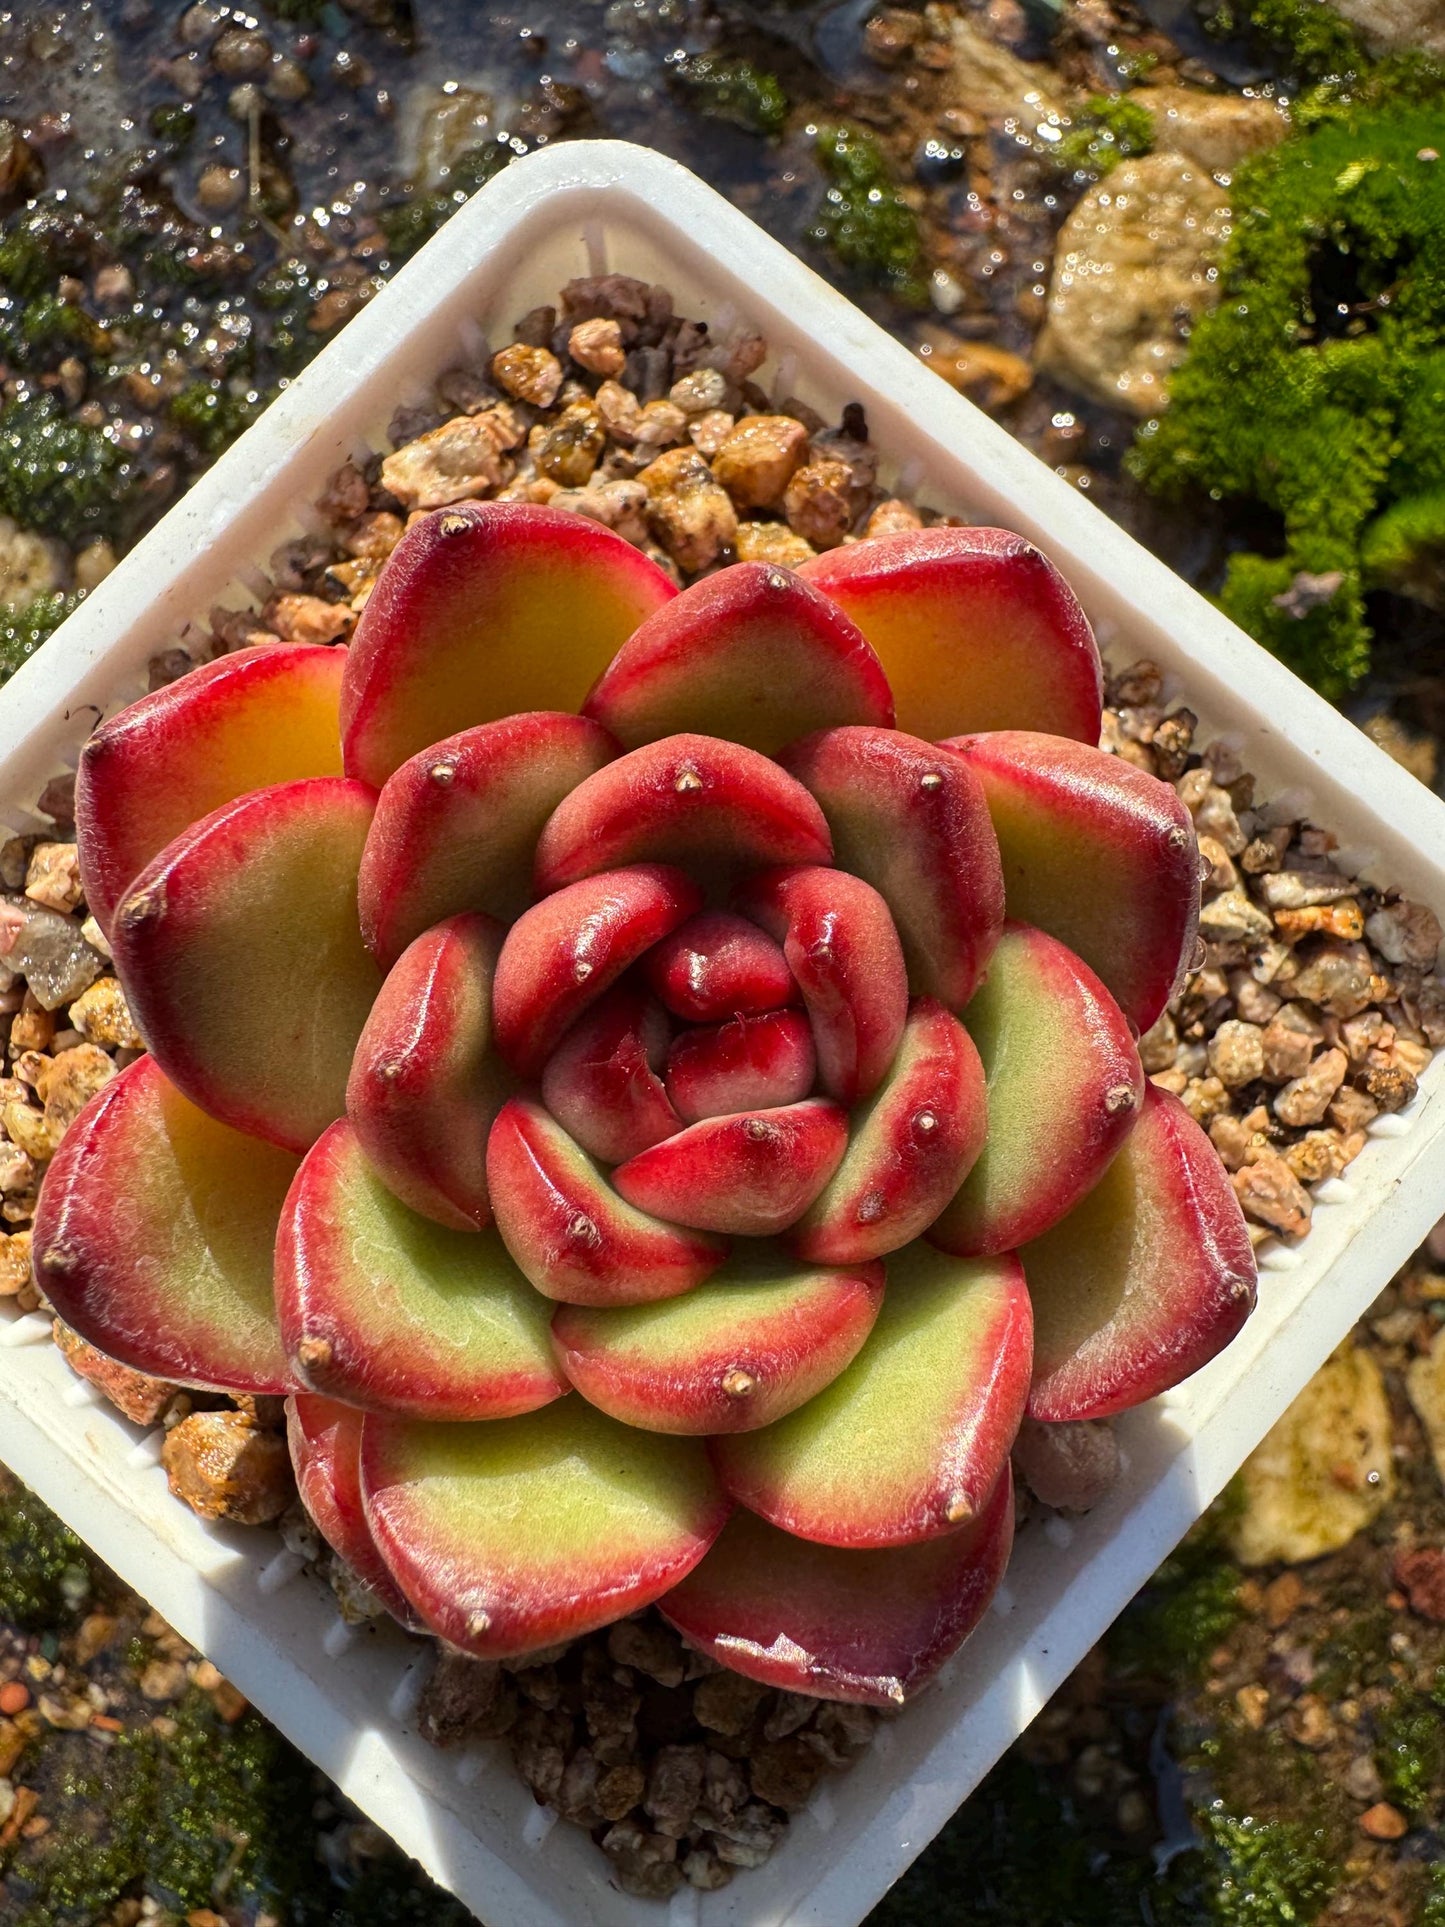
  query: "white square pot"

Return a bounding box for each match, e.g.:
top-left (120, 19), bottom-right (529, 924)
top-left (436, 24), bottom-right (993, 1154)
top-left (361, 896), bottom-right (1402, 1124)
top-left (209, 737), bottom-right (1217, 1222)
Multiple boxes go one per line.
top-left (2, 141), bottom-right (1444, 1927)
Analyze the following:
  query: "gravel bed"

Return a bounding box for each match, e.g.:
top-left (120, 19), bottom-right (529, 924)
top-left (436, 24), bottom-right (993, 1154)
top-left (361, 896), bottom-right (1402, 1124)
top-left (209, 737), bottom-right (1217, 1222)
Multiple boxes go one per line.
top-left (0, 272), bottom-right (1441, 1898)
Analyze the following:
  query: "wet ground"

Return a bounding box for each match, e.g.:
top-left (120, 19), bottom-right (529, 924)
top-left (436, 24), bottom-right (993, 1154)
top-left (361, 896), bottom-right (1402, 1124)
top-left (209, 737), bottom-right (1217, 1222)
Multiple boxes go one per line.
top-left (3, 2), bottom-right (1445, 1923)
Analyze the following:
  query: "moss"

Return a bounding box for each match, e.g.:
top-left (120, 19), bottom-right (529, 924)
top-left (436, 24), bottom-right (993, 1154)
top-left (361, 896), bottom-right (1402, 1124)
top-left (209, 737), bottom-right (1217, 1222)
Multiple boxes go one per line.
top-left (1109, 1487), bottom-right (1245, 1683)
top-left (1426, 1864), bottom-right (1445, 1927)
top-left (1205, 0), bottom-right (1365, 82)
top-left (1053, 92), bottom-right (1156, 177)
top-left (1360, 488), bottom-right (1445, 607)
top-left (0, 392), bottom-right (139, 548)
top-left (0, 1477), bottom-right (93, 1630)
top-left (148, 100), bottom-right (197, 151)
top-left (809, 125), bottom-right (926, 303)
top-left (3, 1687), bottom-right (475, 1925)
top-left (1129, 100), bottom-right (1445, 696)
top-left (168, 379), bottom-right (269, 458)
top-left (0, 589), bottom-right (82, 687)
top-left (1193, 1805), bottom-right (1339, 1925)
top-left (0, 202), bottom-right (93, 301)
top-left (1374, 1669), bottom-right (1445, 1817)
top-left (377, 141), bottom-right (514, 262)
top-left (669, 55), bottom-right (789, 137)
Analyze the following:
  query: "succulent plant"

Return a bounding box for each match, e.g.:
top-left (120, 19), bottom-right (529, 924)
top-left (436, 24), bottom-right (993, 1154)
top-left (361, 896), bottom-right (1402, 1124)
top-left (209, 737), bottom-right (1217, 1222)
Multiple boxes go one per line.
top-left (35, 501), bottom-right (1257, 1710)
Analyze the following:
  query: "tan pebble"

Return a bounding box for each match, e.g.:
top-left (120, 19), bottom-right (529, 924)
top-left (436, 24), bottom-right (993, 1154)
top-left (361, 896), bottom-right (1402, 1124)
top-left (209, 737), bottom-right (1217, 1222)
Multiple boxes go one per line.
top-left (1360, 1802), bottom-right (1408, 1841)
top-left (0, 1229), bottom-right (31, 1296)
top-left (595, 379), bottom-right (644, 442)
top-left (668, 368), bottom-right (727, 415)
top-left (1285, 1693), bottom-right (1335, 1750)
top-left (52, 1318), bottom-right (174, 1424)
top-left (1197, 834), bottom-right (1238, 892)
top-left (711, 415), bottom-right (809, 510)
top-left (783, 459), bottom-right (854, 550)
top-left (1290, 941), bottom-right (1387, 1019)
top-left (865, 498), bottom-right (924, 538)
top-left (923, 337), bottom-right (1032, 411)
top-left (24, 843), bottom-right (83, 915)
top-left (1208, 1019), bottom-right (1264, 1089)
top-left (344, 511), bottom-right (404, 563)
top-left (1150, 1067), bottom-right (1189, 1095)
top-left (531, 400), bottom-right (606, 486)
top-left (688, 408), bottom-right (735, 457)
top-left (1234, 1683), bottom-right (1269, 1729)
top-left (2, 1099), bottom-right (58, 1163)
top-left (1273, 1045), bottom-right (1348, 1127)
top-left (1198, 887), bottom-right (1272, 945)
top-left (139, 1657), bottom-right (190, 1703)
top-left (1366, 898), bottom-right (1441, 969)
top-left (632, 400), bottom-right (689, 450)
top-left (9, 993), bottom-right (55, 1055)
top-left (637, 448), bottom-right (737, 574)
top-left (260, 592), bottom-right (353, 645)
top-left (161, 1410), bottom-right (292, 1525)
top-left (1240, 828), bottom-right (1292, 874)
top-left (491, 342), bottom-right (564, 407)
top-left (1275, 901), bottom-right (1364, 942)
top-left (733, 521), bottom-right (817, 568)
top-left (568, 317), bottom-right (626, 377)
top-left (1285, 1130), bottom-right (1347, 1184)
top-left (74, 1613), bottom-right (119, 1665)
top-left (67, 977), bottom-right (142, 1050)
top-left (1137, 1009), bottom-right (1178, 1073)
top-left (38, 1044), bottom-right (116, 1130)
top-left (1261, 1570), bottom-right (1303, 1628)
top-left (1181, 1074), bottom-right (1229, 1124)
top-left (380, 409), bottom-right (523, 511)
top-left (1261, 1005), bottom-right (1324, 1083)
top-left (1208, 1112), bottom-right (1257, 1171)
top-left (1232, 1151), bottom-right (1311, 1238)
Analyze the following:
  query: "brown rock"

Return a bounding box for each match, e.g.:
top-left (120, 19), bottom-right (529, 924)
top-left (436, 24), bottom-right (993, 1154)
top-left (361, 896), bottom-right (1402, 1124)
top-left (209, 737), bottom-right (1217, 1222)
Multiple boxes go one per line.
top-left (67, 977), bottom-right (142, 1049)
top-left (734, 521), bottom-right (816, 568)
top-left (645, 1741), bottom-right (707, 1837)
top-left (1360, 1801), bottom-right (1408, 1841)
top-left (260, 592), bottom-right (353, 646)
top-left (52, 1320), bottom-right (175, 1425)
top-left (637, 448), bottom-right (737, 573)
top-left (1393, 1547), bottom-right (1445, 1623)
top-left (380, 409), bottom-right (523, 511)
top-left (693, 1668), bottom-right (768, 1737)
top-left (607, 1617), bottom-right (686, 1687)
top-left (1011, 1415), bottom-right (1120, 1512)
top-left (1273, 1046), bottom-right (1348, 1128)
top-left (711, 416), bottom-right (809, 510)
top-left (37, 1044), bottom-right (117, 1132)
top-left (418, 1651), bottom-right (517, 1746)
top-left (24, 843), bottom-right (83, 915)
top-left (161, 1411), bottom-right (292, 1525)
top-left (923, 337), bottom-right (1032, 412)
top-left (1232, 1151), bottom-right (1311, 1239)
top-left (568, 317), bottom-right (626, 377)
top-left (0, 1229), bottom-right (31, 1296)
top-left (531, 401), bottom-right (605, 487)
top-left (749, 1734), bottom-right (825, 1810)
top-left (491, 343), bottom-right (564, 407)
top-left (783, 459), bottom-right (854, 551)
top-left (1135, 87), bottom-right (1288, 175)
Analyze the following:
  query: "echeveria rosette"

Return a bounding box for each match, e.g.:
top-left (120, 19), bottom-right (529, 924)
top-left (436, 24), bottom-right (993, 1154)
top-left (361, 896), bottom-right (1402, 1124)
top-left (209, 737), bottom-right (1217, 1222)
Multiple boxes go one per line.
top-left (35, 502), bottom-right (1257, 1711)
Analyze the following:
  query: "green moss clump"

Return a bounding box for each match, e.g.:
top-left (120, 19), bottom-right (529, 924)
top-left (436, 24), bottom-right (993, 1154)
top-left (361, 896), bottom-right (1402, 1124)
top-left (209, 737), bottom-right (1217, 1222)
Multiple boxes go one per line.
top-left (670, 55), bottom-right (789, 137)
top-left (378, 142), bottom-right (514, 262)
top-left (1374, 1670), bottom-right (1445, 1817)
top-left (1109, 1487), bottom-right (1245, 1683)
top-left (810, 125), bottom-right (926, 303)
top-left (1129, 101), bottom-right (1445, 696)
top-left (1194, 1805), bottom-right (1339, 1925)
top-left (0, 1477), bottom-right (93, 1630)
top-left (0, 393), bottom-right (137, 548)
top-left (168, 379), bottom-right (269, 458)
top-left (0, 589), bottom-right (82, 687)
top-left (1054, 92), bottom-right (1156, 176)
top-left (1205, 0), bottom-right (1364, 81)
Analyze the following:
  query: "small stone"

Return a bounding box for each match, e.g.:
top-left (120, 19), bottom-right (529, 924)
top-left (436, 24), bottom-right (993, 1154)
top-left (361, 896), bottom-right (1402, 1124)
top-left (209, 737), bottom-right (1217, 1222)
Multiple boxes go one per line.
top-left (1290, 942), bottom-right (1386, 1019)
top-left (1198, 888), bottom-right (1272, 946)
top-left (1232, 1152), bottom-right (1311, 1240)
top-left (1356, 1060), bottom-right (1418, 1113)
top-left (139, 1657), bottom-right (190, 1702)
top-left (1228, 1344), bottom-right (1393, 1565)
top-left (1255, 871), bottom-right (1358, 911)
top-left (569, 318), bottom-right (627, 377)
top-left (1393, 1547), bottom-right (1445, 1623)
top-left (645, 1741), bottom-right (707, 1837)
top-left (1273, 1045), bottom-right (1348, 1128)
top-left (749, 1734), bottom-right (824, 1810)
top-left (783, 460), bottom-right (855, 550)
top-left (161, 1412), bottom-right (292, 1525)
top-left (864, 498), bottom-right (924, 538)
top-left (260, 593), bottom-right (353, 646)
top-left (607, 1617), bottom-right (686, 1687)
top-left (531, 401), bottom-right (606, 487)
top-left (1344, 1754), bottom-right (1385, 1804)
top-left (1366, 899), bottom-right (1441, 969)
top-left (1360, 1802), bottom-right (1409, 1841)
top-left (417, 1652), bottom-right (516, 1746)
top-left (1261, 1005), bottom-right (1325, 1083)
top-left (596, 1760), bottom-right (645, 1821)
top-left (9, 992), bottom-right (54, 1055)
top-left (1261, 1570), bottom-right (1303, 1629)
top-left (669, 368), bottom-right (728, 416)
top-left (631, 400), bottom-right (689, 449)
top-left (0, 1230), bottom-right (31, 1296)
top-left (688, 409), bottom-right (735, 458)
top-left (682, 1847), bottom-right (732, 1890)
top-left (1275, 901), bottom-right (1365, 943)
top-left (379, 409), bottom-right (523, 511)
top-left (923, 337), bottom-right (1033, 411)
top-left (601, 1821), bottom-right (682, 1900)
top-left (1208, 1019), bottom-right (1265, 1089)
top-left (1284, 1693), bottom-right (1335, 1750)
top-left (708, 1801), bottom-right (785, 1868)
top-left (2, 1099), bottom-right (57, 1163)
top-left (1407, 1326), bottom-right (1445, 1495)
top-left (733, 521), bottom-right (817, 568)
top-left (637, 448), bottom-right (737, 574)
top-left (1137, 1009), bottom-right (1178, 1073)
top-left (38, 1044), bottom-right (117, 1131)
top-left (1234, 1683), bottom-right (1270, 1728)
top-left (24, 844), bottom-right (83, 916)
top-left (1285, 1130), bottom-right (1349, 1184)
top-left (1011, 1415), bottom-right (1120, 1512)
top-left (492, 343), bottom-right (564, 408)
top-left (213, 26), bottom-right (272, 77)
top-left (195, 163), bottom-right (245, 212)
top-left (693, 1668), bottom-right (768, 1737)
top-left (711, 416), bottom-right (810, 510)
top-left (52, 1321), bottom-right (175, 1424)
top-left (67, 977), bottom-right (142, 1050)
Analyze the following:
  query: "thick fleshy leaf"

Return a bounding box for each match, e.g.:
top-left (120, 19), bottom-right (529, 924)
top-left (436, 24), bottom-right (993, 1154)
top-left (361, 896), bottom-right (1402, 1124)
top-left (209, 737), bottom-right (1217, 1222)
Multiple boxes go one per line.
top-left (110, 777), bottom-right (382, 1153)
top-left (540, 985), bottom-right (680, 1166)
top-left (276, 1120), bottom-right (565, 1421)
top-left (931, 926), bottom-right (1143, 1257)
top-left (32, 1055), bottom-right (295, 1393)
top-left (360, 1401), bottom-right (730, 1658)
top-left (491, 865), bottom-right (702, 1079)
top-left (644, 910), bottom-right (796, 1024)
top-left (341, 501), bottom-right (675, 787)
top-left (713, 1242), bottom-right (1031, 1547)
top-left (798, 527), bottom-right (1102, 743)
top-left (665, 1010), bottom-right (816, 1123)
top-left (347, 913), bottom-right (509, 1231)
top-left (584, 561), bottom-right (894, 753)
top-left (533, 734), bottom-right (833, 897)
top-left (613, 1100), bottom-right (849, 1238)
top-left (487, 1098), bottom-right (728, 1305)
top-left (286, 1394), bottom-right (418, 1625)
top-left (1024, 1084), bottom-right (1256, 1421)
top-left (780, 726), bottom-right (1003, 1008)
top-left (660, 1466), bottom-right (1014, 1706)
top-left (358, 711), bottom-right (617, 971)
top-left (943, 731), bottom-right (1199, 1035)
top-left (77, 645), bottom-right (346, 938)
top-left (552, 1249), bottom-right (884, 1434)
top-left (791, 998), bottom-right (986, 1264)
top-left (735, 865), bottom-right (908, 1104)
